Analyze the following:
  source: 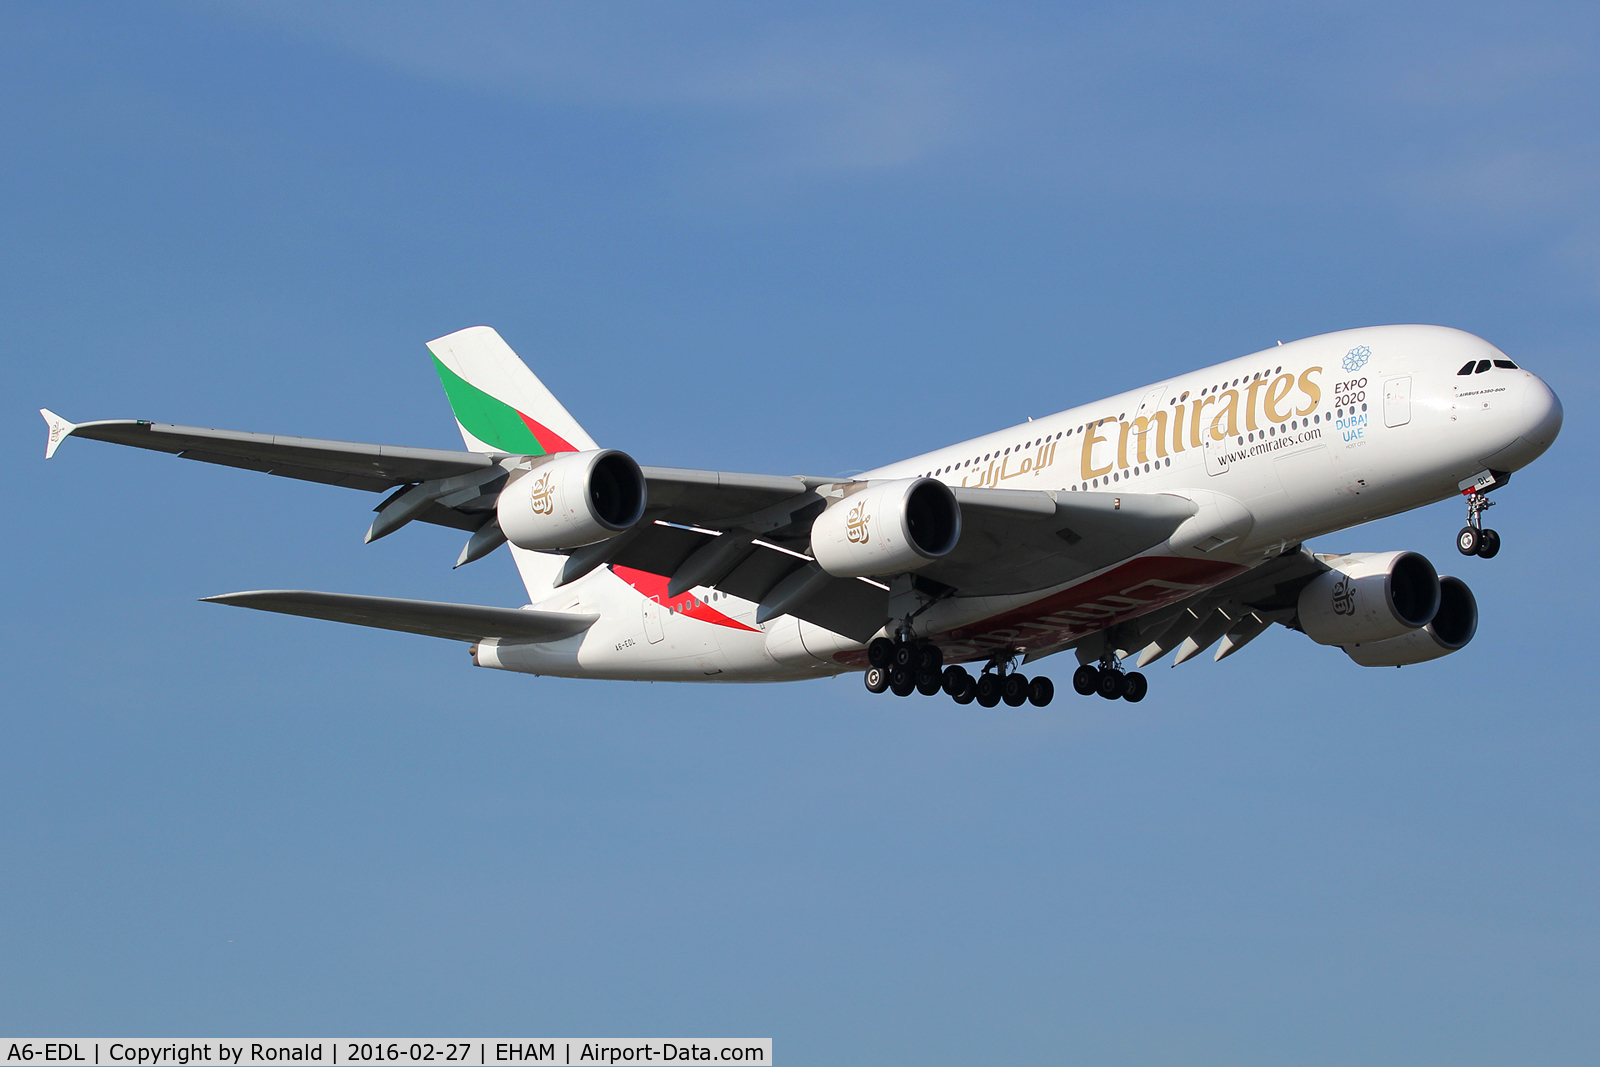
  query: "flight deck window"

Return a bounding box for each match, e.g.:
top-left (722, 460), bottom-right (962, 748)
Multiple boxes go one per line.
top-left (1457, 361), bottom-right (1476, 375)
top-left (1475, 360), bottom-right (1491, 373)
top-left (1494, 359), bottom-right (1519, 369)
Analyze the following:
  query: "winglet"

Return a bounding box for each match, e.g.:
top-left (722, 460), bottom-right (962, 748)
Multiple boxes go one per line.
top-left (40, 409), bottom-right (77, 459)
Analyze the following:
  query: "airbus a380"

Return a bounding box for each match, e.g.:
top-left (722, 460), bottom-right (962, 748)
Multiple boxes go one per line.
top-left (42, 323), bottom-right (1562, 707)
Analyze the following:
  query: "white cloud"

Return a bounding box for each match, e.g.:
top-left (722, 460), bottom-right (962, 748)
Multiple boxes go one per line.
top-left (213, 2), bottom-right (972, 175)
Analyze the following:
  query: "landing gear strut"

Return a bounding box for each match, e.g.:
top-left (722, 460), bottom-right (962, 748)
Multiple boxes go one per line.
top-left (862, 637), bottom-right (1053, 707)
top-left (1457, 486), bottom-right (1502, 559)
top-left (1071, 653), bottom-right (1146, 703)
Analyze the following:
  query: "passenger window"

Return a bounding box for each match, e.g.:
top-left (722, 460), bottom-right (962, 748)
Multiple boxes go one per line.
top-left (1475, 360), bottom-right (1491, 373)
top-left (1494, 359), bottom-right (1518, 369)
top-left (1457, 362), bottom-right (1476, 375)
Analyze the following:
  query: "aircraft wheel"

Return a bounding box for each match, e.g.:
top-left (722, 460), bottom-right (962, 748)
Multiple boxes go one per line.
top-left (1097, 669), bottom-right (1127, 700)
top-left (1457, 526), bottom-right (1481, 556)
top-left (916, 668), bottom-right (943, 696)
top-left (941, 665), bottom-right (970, 695)
top-left (1028, 676), bottom-right (1054, 707)
top-left (976, 673), bottom-right (1003, 706)
top-left (1123, 672), bottom-right (1148, 703)
top-left (952, 678), bottom-right (977, 705)
top-left (1002, 673), bottom-right (1030, 707)
top-left (1073, 664), bottom-right (1100, 696)
top-left (1477, 528), bottom-right (1501, 558)
top-left (918, 644), bottom-right (944, 671)
top-left (892, 643), bottom-right (917, 669)
top-left (890, 666), bottom-right (916, 696)
top-left (864, 667), bottom-right (890, 694)
top-left (868, 637), bottom-right (895, 669)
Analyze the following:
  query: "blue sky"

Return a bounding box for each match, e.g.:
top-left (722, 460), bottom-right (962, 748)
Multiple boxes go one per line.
top-left (3, 2), bottom-right (1598, 1062)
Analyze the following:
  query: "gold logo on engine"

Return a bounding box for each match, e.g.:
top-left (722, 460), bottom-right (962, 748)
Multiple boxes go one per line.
top-left (1331, 575), bottom-right (1354, 616)
top-left (845, 500), bottom-right (871, 544)
top-left (528, 471), bottom-right (555, 515)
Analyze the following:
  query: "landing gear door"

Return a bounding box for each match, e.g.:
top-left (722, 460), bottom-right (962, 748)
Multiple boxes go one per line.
top-left (1384, 376), bottom-right (1412, 427)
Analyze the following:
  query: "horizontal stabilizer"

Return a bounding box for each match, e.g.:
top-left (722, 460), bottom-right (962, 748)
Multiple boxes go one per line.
top-left (202, 590), bottom-right (598, 644)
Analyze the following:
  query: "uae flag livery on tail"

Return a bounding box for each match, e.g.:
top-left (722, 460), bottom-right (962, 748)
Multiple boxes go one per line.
top-left (426, 326), bottom-right (597, 455)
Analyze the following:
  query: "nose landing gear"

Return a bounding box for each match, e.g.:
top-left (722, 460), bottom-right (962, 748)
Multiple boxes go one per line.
top-left (1457, 488), bottom-right (1501, 559)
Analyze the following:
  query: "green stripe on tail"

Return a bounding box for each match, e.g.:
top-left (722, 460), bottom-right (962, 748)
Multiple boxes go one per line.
top-left (431, 355), bottom-right (546, 455)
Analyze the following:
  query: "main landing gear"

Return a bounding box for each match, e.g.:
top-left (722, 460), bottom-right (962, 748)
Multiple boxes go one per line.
top-left (863, 637), bottom-right (1053, 707)
top-left (1457, 489), bottom-right (1501, 559)
top-left (1071, 653), bottom-right (1147, 703)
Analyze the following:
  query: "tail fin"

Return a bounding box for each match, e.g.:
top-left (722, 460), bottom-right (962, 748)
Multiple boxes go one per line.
top-left (427, 326), bottom-right (598, 455)
top-left (426, 327), bottom-right (600, 605)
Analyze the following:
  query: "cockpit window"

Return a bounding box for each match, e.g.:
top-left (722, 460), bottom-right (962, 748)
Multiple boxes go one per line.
top-left (1494, 359), bottom-right (1519, 369)
top-left (1457, 361), bottom-right (1476, 375)
top-left (1475, 360), bottom-right (1492, 373)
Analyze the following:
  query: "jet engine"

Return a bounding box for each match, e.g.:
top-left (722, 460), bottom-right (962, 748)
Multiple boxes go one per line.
top-left (496, 449), bottom-right (647, 551)
top-left (1297, 551), bottom-right (1441, 647)
top-left (1343, 576), bottom-right (1478, 666)
top-left (810, 477), bottom-right (961, 578)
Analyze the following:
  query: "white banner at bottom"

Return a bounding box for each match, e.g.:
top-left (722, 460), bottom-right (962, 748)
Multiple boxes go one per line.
top-left (0, 1042), bottom-right (771, 1067)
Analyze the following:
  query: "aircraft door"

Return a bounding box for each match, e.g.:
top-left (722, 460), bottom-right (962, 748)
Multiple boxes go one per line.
top-left (642, 596), bottom-right (664, 643)
top-left (1384, 376), bottom-right (1412, 427)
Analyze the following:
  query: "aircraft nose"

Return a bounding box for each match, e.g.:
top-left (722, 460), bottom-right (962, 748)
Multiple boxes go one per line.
top-left (1523, 374), bottom-right (1563, 449)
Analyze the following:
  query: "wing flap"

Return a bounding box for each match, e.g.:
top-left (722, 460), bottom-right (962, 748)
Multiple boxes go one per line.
top-left (202, 589), bottom-right (597, 643)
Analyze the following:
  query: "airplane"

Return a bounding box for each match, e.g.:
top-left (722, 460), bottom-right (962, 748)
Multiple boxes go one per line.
top-left (40, 323), bottom-right (1562, 707)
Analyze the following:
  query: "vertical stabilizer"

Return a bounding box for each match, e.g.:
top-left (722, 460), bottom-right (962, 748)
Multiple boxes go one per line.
top-left (427, 326), bottom-right (601, 603)
top-left (427, 326), bottom-right (598, 455)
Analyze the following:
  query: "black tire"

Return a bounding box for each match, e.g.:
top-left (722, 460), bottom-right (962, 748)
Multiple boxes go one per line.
top-left (941, 665), bottom-right (970, 695)
top-left (1457, 526), bottom-right (1481, 556)
top-left (916, 668), bottom-right (943, 696)
top-left (918, 644), bottom-right (944, 671)
top-left (1002, 673), bottom-right (1030, 707)
top-left (868, 637), bottom-right (895, 669)
top-left (889, 666), bottom-right (915, 696)
top-left (1122, 672), bottom-right (1148, 703)
top-left (1028, 676), bottom-right (1054, 707)
top-left (1097, 669), bottom-right (1127, 700)
top-left (976, 673), bottom-right (1002, 706)
top-left (864, 666), bottom-right (890, 694)
top-left (1477, 528), bottom-right (1501, 559)
top-left (1073, 664), bottom-right (1100, 696)
top-left (892, 643), bottom-right (917, 669)
top-left (952, 678), bottom-right (977, 705)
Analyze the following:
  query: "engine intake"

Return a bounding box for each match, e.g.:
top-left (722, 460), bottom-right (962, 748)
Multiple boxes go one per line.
top-left (496, 449), bottom-right (647, 551)
top-left (1343, 576), bottom-right (1478, 667)
top-left (810, 477), bottom-right (961, 578)
top-left (1297, 550), bottom-right (1441, 647)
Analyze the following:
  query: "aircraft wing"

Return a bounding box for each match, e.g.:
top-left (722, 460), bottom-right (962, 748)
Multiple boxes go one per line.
top-left (44, 410), bottom-right (1204, 641)
top-left (41, 410), bottom-right (828, 535)
top-left (202, 590), bottom-right (598, 643)
top-left (924, 487), bottom-right (1197, 596)
top-left (42, 414), bottom-right (497, 489)
top-left (602, 486), bottom-right (1199, 641)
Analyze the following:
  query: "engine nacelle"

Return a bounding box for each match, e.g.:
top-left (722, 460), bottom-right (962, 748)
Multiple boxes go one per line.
top-left (1297, 550), bottom-right (1441, 647)
top-left (810, 477), bottom-right (961, 578)
top-left (1343, 576), bottom-right (1478, 667)
top-left (496, 449), bottom-right (646, 551)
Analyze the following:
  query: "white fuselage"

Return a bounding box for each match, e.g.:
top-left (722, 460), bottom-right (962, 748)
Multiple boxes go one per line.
top-left (473, 325), bottom-right (1562, 682)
